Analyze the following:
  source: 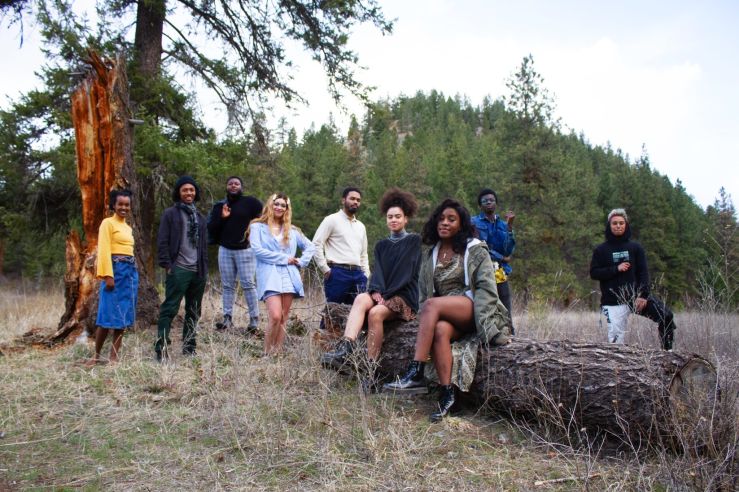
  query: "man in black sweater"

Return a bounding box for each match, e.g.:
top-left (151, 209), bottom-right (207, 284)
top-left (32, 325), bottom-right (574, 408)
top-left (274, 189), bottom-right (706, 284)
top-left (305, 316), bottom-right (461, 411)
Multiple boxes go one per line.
top-left (590, 208), bottom-right (676, 350)
top-left (207, 176), bottom-right (263, 334)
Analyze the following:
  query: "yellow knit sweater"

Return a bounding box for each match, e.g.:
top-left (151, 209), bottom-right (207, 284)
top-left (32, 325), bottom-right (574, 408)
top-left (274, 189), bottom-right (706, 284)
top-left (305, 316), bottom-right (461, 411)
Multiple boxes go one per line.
top-left (96, 215), bottom-right (134, 278)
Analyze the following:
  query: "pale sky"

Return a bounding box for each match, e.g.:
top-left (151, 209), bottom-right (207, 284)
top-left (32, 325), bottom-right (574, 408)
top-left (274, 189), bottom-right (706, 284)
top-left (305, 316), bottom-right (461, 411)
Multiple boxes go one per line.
top-left (2, 0), bottom-right (737, 208)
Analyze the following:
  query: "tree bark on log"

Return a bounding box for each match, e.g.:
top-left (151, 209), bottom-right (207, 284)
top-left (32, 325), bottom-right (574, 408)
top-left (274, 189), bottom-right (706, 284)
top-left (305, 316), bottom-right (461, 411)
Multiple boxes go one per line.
top-left (321, 303), bottom-right (718, 442)
top-left (49, 51), bottom-right (158, 345)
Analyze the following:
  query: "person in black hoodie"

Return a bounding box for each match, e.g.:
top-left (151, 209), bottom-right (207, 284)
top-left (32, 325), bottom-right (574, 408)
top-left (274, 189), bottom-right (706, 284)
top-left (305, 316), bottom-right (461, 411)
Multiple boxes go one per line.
top-left (590, 208), bottom-right (676, 350)
top-left (207, 176), bottom-right (263, 334)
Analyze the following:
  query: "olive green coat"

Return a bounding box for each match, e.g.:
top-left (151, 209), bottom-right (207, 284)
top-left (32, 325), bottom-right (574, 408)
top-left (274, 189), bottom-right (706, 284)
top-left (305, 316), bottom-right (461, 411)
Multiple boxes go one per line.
top-left (421, 239), bottom-right (510, 391)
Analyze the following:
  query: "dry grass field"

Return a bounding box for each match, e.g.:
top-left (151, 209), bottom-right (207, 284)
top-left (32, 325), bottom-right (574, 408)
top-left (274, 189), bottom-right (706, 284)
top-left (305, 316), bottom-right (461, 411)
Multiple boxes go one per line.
top-left (0, 278), bottom-right (737, 491)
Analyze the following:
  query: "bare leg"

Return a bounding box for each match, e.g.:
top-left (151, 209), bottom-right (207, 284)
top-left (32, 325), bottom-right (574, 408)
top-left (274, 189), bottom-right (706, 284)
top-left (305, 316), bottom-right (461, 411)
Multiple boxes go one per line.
top-left (274, 294), bottom-right (293, 353)
top-left (413, 296), bottom-right (475, 361)
top-left (431, 320), bottom-right (467, 385)
top-left (85, 327), bottom-right (110, 366)
top-left (109, 330), bottom-right (124, 363)
top-left (366, 304), bottom-right (397, 360)
top-left (343, 293), bottom-right (374, 341)
top-left (264, 295), bottom-right (284, 355)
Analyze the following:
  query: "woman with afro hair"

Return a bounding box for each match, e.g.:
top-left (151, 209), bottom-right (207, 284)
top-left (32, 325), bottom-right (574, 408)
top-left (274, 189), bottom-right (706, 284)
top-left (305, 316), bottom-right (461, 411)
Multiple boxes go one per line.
top-left (321, 188), bottom-right (422, 390)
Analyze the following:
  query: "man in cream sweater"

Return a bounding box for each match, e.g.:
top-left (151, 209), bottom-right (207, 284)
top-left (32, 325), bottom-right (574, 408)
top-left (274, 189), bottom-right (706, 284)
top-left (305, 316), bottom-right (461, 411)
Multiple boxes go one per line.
top-left (312, 187), bottom-right (370, 305)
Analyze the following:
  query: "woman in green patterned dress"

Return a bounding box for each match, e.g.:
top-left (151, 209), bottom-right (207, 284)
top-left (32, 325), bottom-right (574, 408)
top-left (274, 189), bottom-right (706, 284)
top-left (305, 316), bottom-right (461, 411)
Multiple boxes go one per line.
top-left (383, 198), bottom-right (510, 422)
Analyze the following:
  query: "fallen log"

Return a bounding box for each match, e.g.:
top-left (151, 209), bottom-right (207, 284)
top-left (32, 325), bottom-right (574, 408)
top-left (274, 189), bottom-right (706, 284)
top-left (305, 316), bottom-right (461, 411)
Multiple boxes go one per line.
top-left (320, 303), bottom-right (718, 442)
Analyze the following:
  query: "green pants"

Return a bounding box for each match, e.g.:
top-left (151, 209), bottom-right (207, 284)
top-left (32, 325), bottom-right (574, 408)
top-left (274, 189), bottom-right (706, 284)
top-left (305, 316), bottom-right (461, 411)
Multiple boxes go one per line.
top-left (156, 266), bottom-right (206, 355)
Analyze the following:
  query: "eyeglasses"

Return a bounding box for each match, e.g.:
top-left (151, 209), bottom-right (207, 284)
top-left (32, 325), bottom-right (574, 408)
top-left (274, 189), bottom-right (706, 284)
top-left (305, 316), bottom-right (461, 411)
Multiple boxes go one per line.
top-left (480, 198), bottom-right (496, 204)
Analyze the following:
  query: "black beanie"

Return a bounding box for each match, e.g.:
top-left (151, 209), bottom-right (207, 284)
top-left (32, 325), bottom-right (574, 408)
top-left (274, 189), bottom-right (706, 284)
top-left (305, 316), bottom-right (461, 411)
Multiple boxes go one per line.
top-left (172, 175), bottom-right (201, 202)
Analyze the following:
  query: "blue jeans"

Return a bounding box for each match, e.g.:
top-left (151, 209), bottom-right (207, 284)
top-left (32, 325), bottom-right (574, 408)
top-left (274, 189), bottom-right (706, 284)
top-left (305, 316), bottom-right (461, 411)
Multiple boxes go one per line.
top-left (324, 266), bottom-right (367, 304)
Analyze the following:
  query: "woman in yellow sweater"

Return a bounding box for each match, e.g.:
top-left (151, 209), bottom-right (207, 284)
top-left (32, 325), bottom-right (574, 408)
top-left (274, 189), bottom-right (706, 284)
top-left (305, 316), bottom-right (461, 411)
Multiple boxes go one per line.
top-left (86, 189), bottom-right (139, 366)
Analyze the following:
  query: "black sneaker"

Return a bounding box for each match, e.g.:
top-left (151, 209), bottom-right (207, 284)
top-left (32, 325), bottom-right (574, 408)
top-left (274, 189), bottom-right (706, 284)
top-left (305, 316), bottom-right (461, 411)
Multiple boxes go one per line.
top-left (383, 361), bottom-right (428, 394)
top-left (215, 315), bottom-right (233, 331)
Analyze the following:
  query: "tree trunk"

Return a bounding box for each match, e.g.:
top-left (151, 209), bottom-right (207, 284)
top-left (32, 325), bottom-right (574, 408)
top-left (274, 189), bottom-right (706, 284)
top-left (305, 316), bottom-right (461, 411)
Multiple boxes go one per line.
top-left (129, 0), bottom-right (166, 284)
top-left (50, 51), bottom-right (158, 345)
top-left (321, 303), bottom-right (718, 442)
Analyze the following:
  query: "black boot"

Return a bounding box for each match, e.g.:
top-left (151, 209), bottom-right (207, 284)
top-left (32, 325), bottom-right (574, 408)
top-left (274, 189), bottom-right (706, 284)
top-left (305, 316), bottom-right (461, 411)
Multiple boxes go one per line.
top-left (382, 361), bottom-right (427, 394)
top-left (321, 337), bottom-right (355, 370)
top-left (430, 385), bottom-right (457, 422)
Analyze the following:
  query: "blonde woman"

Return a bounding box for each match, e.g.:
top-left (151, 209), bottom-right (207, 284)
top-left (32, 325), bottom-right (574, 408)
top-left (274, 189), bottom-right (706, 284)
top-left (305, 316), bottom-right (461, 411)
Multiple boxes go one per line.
top-left (249, 193), bottom-right (315, 355)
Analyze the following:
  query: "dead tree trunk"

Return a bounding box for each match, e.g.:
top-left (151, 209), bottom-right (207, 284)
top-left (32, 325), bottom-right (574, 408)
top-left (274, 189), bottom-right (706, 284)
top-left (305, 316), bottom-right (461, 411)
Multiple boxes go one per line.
top-left (321, 303), bottom-right (718, 442)
top-left (49, 51), bottom-right (158, 345)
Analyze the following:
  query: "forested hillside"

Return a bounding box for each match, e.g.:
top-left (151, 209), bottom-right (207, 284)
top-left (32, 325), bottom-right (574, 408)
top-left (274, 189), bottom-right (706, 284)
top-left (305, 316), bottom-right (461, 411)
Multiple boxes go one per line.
top-left (276, 88), bottom-right (736, 309)
top-left (1, 55), bottom-right (735, 309)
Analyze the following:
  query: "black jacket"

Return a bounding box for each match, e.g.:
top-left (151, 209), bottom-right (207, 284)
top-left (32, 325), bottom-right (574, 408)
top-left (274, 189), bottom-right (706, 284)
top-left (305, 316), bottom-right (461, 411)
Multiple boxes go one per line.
top-left (207, 195), bottom-right (263, 249)
top-left (157, 205), bottom-right (208, 277)
top-left (589, 221), bottom-right (650, 306)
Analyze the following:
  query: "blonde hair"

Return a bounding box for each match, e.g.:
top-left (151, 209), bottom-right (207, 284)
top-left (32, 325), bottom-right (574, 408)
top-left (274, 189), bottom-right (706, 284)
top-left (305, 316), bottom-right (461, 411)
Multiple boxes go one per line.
top-left (248, 193), bottom-right (293, 245)
top-left (607, 208), bottom-right (629, 223)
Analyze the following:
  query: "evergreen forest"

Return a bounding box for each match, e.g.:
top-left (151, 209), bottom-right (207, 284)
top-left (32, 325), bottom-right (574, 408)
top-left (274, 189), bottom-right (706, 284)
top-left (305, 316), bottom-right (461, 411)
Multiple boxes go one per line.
top-left (0, 2), bottom-right (736, 312)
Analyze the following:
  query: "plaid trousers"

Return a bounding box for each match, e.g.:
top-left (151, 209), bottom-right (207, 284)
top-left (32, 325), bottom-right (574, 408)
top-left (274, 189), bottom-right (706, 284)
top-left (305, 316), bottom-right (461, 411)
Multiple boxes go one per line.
top-left (218, 246), bottom-right (259, 326)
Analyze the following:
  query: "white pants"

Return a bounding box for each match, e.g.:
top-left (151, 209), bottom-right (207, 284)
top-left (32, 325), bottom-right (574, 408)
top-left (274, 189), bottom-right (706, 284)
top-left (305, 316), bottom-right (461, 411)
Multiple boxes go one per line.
top-left (601, 304), bottom-right (630, 344)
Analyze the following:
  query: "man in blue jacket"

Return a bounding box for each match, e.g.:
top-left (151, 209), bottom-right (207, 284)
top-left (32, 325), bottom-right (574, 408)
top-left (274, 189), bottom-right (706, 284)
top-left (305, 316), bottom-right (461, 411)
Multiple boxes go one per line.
top-left (590, 208), bottom-right (676, 350)
top-left (472, 188), bottom-right (516, 333)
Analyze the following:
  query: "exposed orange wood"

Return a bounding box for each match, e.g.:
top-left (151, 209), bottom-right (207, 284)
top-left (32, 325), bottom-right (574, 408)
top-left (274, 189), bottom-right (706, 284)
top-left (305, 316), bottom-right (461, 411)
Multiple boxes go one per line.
top-left (53, 51), bottom-right (133, 344)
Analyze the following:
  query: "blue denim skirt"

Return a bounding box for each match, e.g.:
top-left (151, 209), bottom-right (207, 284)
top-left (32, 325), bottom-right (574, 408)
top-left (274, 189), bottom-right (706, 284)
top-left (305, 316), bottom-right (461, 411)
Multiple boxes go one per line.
top-left (96, 259), bottom-right (139, 329)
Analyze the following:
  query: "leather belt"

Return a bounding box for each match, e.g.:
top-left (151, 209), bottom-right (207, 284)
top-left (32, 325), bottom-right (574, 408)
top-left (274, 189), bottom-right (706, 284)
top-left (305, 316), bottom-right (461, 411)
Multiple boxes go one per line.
top-left (328, 262), bottom-right (362, 271)
top-left (112, 255), bottom-right (136, 264)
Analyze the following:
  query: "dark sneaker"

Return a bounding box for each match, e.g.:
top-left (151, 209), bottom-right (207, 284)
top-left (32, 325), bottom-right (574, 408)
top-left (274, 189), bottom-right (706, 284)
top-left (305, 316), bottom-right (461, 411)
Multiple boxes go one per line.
top-left (245, 326), bottom-right (264, 339)
top-left (383, 361), bottom-right (428, 394)
top-left (215, 315), bottom-right (233, 331)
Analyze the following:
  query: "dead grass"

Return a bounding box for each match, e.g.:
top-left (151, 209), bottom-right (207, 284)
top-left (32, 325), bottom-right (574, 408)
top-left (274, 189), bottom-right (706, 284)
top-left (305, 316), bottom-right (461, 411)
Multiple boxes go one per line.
top-left (0, 279), bottom-right (736, 490)
top-left (0, 279), bottom-right (65, 345)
